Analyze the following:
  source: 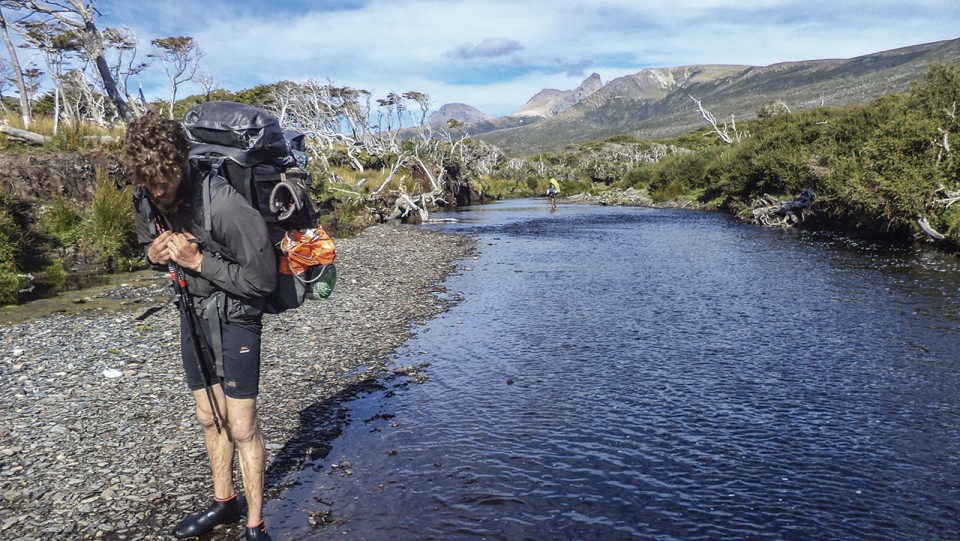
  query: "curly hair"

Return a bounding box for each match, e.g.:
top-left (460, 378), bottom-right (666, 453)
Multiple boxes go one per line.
top-left (123, 113), bottom-right (190, 198)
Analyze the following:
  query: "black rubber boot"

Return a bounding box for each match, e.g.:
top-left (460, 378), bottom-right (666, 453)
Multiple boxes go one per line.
top-left (172, 494), bottom-right (242, 538)
top-left (244, 521), bottom-right (272, 541)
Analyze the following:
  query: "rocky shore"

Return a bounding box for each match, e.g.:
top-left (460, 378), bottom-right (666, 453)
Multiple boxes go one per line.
top-left (0, 225), bottom-right (475, 540)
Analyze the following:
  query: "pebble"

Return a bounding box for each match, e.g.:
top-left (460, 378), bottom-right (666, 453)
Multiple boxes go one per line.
top-left (0, 225), bottom-right (474, 540)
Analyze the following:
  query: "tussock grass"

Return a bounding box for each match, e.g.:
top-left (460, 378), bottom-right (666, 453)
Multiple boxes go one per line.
top-left (79, 174), bottom-right (139, 270)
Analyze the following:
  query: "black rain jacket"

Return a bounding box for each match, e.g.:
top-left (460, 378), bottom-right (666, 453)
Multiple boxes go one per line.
top-left (133, 167), bottom-right (276, 320)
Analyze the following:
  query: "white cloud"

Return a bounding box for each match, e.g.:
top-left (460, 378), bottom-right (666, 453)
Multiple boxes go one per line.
top-left (447, 38), bottom-right (525, 60)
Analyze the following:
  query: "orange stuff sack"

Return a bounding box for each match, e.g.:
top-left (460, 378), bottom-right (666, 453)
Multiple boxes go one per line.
top-left (279, 227), bottom-right (336, 276)
top-left (269, 227), bottom-right (337, 309)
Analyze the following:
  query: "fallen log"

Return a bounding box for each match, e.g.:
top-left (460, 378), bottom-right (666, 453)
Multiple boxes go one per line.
top-left (80, 135), bottom-right (118, 144)
top-left (917, 216), bottom-right (947, 241)
top-left (387, 193), bottom-right (429, 222)
top-left (917, 185), bottom-right (960, 243)
top-left (0, 125), bottom-right (117, 146)
top-left (746, 188), bottom-right (815, 227)
top-left (0, 124), bottom-right (48, 145)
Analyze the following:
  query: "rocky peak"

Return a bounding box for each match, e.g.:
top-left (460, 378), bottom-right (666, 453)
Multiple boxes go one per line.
top-left (510, 72), bottom-right (603, 118)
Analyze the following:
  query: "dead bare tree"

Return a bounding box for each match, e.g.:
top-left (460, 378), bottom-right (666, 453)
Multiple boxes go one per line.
top-left (101, 26), bottom-right (147, 112)
top-left (405, 90), bottom-right (432, 143)
top-left (374, 92), bottom-right (403, 153)
top-left (268, 80), bottom-right (299, 125)
top-left (933, 101), bottom-right (954, 164)
top-left (917, 99), bottom-right (957, 243)
top-left (267, 81), bottom-right (472, 222)
top-left (16, 0), bottom-right (138, 121)
top-left (0, 58), bottom-right (11, 112)
top-left (194, 68), bottom-right (217, 102)
top-left (533, 156), bottom-right (546, 176)
top-left (149, 35), bottom-right (203, 119)
top-left (0, 2), bottom-right (32, 126)
top-left (18, 19), bottom-right (81, 134)
top-left (59, 68), bottom-right (86, 122)
top-left (691, 95), bottom-right (744, 144)
top-left (268, 79), bottom-right (375, 170)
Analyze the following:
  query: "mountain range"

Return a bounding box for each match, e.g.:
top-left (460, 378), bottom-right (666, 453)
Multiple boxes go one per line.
top-left (427, 37), bottom-right (960, 157)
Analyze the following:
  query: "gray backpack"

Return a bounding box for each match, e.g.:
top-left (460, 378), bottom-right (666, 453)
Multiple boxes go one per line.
top-left (182, 101), bottom-right (334, 312)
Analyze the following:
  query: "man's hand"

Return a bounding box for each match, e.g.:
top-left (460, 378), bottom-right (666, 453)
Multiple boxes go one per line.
top-left (167, 232), bottom-right (204, 272)
top-left (152, 231), bottom-right (204, 272)
top-left (147, 231), bottom-right (173, 265)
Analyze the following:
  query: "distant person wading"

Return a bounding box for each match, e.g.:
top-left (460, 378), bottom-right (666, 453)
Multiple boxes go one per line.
top-left (547, 177), bottom-right (560, 209)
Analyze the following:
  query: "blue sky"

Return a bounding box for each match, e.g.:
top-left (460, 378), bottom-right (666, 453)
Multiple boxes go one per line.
top-left (75, 0), bottom-right (960, 117)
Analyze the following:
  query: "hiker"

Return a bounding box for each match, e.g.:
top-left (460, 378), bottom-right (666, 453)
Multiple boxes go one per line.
top-left (125, 113), bottom-right (276, 541)
top-left (547, 177), bottom-right (560, 209)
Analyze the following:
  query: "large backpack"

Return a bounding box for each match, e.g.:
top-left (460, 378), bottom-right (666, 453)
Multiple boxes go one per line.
top-left (182, 101), bottom-right (335, 313)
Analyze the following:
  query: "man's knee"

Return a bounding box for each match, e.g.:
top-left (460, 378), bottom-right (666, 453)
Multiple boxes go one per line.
top-left (194, 404), bottom-right (220, 430)
top-left (227, 417), bottom-right (260, 443)
top-left (224, 398), bottom-right (260, 442)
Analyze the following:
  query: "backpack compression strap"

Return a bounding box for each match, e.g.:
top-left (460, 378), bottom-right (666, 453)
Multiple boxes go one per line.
top-left (196, 156), bottom-right (225, 233)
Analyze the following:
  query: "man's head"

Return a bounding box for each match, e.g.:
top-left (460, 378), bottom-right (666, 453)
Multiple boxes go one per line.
top-left (124, 114), bottom-right (190, 213)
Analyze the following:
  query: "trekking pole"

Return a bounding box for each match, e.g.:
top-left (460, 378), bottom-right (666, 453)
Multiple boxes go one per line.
top-left (153, 216), bottom-right (224, 434)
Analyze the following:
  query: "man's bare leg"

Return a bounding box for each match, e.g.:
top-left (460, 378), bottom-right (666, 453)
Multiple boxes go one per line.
top-left (194, 386), bottom-right (236, 500)
top-left (225, 396), bottom-right (265, 528)
top-left (172, 387), bottom-right (241, 538)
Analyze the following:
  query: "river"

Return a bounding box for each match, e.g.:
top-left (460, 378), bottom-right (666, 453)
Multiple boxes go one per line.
top-left (266, 199), bottom-right (960, 540)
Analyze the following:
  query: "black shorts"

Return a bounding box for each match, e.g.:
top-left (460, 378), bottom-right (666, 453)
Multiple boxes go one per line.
top-left (180, 311), bottom-right (263, 399)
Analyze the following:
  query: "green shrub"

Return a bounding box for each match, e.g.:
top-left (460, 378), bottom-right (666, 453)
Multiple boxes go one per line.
top-left (325, 200), bottom-right (373, 234)
top-left (0, 195), bottom-right (23, 266)
top-left (650, 179), bottom-right (688, 203)
top-left (479, 176), bottom-right (529, 199)
top-left (931, 205), bottom-right (960, 246)
top-left (41, 196), bottom-right (83, 247)
top-left (0, 263), bottom-right (22, 306)
top-left (648, 152), bottom-right (706, 192)
top-left (622, 166), bottom-right (654, 190)
top-left (569, 178), bottom-right (597, 195)
top-left (80, 176), bottom-right (137, 266)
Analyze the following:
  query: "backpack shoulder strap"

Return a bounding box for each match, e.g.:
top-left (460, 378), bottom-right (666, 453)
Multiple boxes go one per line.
top-left (189, 157), bottom-right (225, 233)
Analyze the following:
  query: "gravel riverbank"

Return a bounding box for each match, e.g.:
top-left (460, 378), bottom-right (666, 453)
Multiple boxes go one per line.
top-left (0, 225), bottom-right (475, 540)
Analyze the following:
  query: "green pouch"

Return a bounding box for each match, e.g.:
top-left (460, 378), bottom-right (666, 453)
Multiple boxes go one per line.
top-left (301, 263), bottom-right (337, 300)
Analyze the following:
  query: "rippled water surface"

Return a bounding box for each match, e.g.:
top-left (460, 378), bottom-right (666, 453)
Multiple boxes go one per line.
top-left (268, 200), bottom-right (960, 540)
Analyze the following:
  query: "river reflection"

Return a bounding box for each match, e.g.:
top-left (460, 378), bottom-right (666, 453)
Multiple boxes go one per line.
top-left (268, 200), bottom-right (960, 540)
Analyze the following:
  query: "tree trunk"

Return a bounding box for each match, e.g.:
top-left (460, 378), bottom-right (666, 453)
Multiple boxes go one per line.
top-left (89, 28), bottom-right (132, 121)
top-left (167, 82), bottom-right (176, 120)
top-left (0, 7), bottom-right (31, 128)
